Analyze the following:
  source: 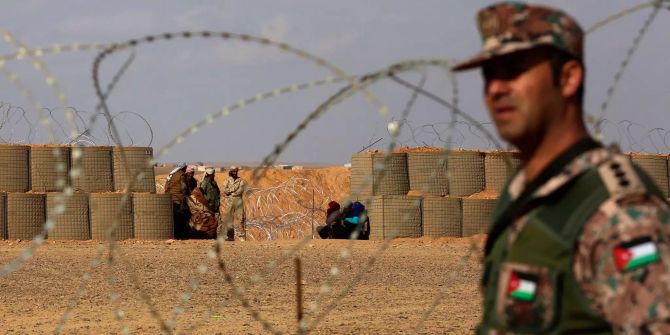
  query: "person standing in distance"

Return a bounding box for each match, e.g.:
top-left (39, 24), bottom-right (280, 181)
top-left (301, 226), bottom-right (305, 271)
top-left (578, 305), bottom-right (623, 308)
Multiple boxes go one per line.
top-left (453, 2), bottom-right (670, 333)
top-left (222, 166), bottom-right (247, 241)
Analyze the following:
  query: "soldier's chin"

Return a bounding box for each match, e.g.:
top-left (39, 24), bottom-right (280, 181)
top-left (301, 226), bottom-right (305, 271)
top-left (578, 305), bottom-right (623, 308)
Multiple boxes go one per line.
top-left (496, 127), bottom-right (523, 146)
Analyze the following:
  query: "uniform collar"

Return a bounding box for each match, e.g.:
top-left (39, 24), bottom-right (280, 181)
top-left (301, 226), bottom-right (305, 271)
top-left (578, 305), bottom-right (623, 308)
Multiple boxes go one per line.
top-left (506, 138), bottom-right (605, 201)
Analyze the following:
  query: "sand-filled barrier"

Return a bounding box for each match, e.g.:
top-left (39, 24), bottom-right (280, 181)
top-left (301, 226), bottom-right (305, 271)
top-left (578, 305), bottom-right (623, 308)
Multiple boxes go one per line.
top-left (46, 193), bottom-right (90, 240)
top-left (484, 151), bottom-right (520, 192)
top-left (630, 153), bottom-right (669, 198)
top-left (407, 152), bottom-right (449, 196)
top-left (422, 196), bottom-right (461, 237)
top-left (132, 193), bottom-right (173, 240)
top-left (0, 192), bottom-right (6, 239)
top-left (113, 146), bottom-right (156, 193)
top-left (368, 195), bottom-right (422, 239)
top-left (351, 153), bottom-right (409, 196)
top-left (30, 145), bottom-right (70, 192)
top-left (447, 150), bottom-right (485, 196)
top-left (7, 193), bottom-right (45, 239)
top-left (462, 194), bottom-right (497, 237)
top-left (90, 193), bottom-right (134, 240)
top-left (0, 144), bottom-right (30, 192)
top-left (71, 146), bottom-right (114, 193)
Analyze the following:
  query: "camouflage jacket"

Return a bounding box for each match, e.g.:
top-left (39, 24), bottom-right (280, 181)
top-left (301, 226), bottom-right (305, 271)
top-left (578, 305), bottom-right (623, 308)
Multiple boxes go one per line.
top-left (199, 178), bottom-right (220, 212)
top-left (498, 146), bottom-right (670, 334)
top-left (223, 176), bottom-right (246, 198)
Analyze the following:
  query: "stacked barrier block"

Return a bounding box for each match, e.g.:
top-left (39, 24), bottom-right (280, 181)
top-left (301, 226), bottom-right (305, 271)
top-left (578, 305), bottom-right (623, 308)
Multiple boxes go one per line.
top-left (0, 192), bottom-right (6, 239)
top-left (407, 152), bottom-right (449, 196)
top-left (351, 153), bottom-right (409, 196)
top-left (7, 193), bottom-right (45, 239)
top-left (422, 196), bottom-right (462, 237)
top-left (447, 150), bottom-right (485, 196)
top-left (0, 144), bottom-right (30, 192)
top-left (72, 146), bottom-right (114, 193)
top-left (30, 145), bottom-right (70, 192)
top-left (0, 144), bottom-right (170, 241)
top-left (90, 193), bottom-right (134, 240)
top-left (368, 195), bottom-right (422, 239)
top-left (630, 153), bottom-right (669, 198)
top-left (47, 193), bottom-right (90, 240)
top-left (132, 193), bottom-right (174, 240)
top-left (113, 146), bottom-right (156, 193)
top-left (484, 151), bottom-right (520, 192)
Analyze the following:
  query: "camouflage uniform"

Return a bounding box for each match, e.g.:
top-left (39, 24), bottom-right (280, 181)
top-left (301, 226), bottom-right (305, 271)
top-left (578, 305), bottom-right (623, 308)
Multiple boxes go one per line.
top-left (484, 142), bottom-right (670, 334)
top-left (221, 174), bottom-right (247, 240)
top-left (453, 2), bottom-right (670, 333)
top-left (452, 2), bottom-right (583, 72)
top-left (200, 177), bottom-right (220, 212)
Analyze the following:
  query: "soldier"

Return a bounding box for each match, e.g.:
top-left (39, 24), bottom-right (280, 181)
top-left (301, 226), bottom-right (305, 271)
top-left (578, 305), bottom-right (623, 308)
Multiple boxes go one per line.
top-left (221, 166), bottom-right (247, 241)
top-left (164, 162), bottom-right (191, 239)
top-left (453, 2), bottom-right (670, 333)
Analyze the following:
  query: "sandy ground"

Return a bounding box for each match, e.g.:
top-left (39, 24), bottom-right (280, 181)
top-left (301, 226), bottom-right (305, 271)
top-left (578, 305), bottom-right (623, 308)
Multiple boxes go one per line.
top-left (0, 237), bottom-right (484, 334)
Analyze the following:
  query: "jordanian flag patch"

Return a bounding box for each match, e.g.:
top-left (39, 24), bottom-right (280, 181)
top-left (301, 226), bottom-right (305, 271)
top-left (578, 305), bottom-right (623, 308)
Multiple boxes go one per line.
top-left (614, 236), bottom-right (659, 272)
top-left (507, 271), bottom-right (538, 302)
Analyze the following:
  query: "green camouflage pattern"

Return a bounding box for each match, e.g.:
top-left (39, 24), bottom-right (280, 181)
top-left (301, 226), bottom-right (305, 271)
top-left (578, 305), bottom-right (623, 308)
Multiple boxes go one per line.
top-left (495, 147), bottom-right (670, 333)
top-left (453, 1), bottom-right (583, 71)
top-left (200, 177), bottom-right (221, 211)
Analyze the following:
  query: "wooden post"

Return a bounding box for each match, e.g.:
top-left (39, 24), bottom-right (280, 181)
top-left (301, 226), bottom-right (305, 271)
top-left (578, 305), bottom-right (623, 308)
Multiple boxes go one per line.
top-left (311, 188), bottom-right (315, 239)
top-left (295, 257), bottom-right (303, 325)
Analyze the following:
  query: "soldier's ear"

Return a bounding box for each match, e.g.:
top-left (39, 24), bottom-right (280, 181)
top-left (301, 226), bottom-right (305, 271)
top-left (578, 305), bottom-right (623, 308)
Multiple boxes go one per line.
top-left (560, 59), bottom-right (583, 100)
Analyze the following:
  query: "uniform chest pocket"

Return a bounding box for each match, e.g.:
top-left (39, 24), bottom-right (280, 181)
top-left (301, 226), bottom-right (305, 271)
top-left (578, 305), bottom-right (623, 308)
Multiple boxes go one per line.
top-left (495, 262), bottom-right (560, 333)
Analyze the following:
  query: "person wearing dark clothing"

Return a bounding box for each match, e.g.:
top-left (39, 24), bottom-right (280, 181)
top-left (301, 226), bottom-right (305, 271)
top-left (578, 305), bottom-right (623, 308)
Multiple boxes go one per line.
top-left (199, 168), bottom-right (221, 212)
top-left (186, 168), bottom-right (220, 239)
top-left (185, 165), bottom-right (197, 194)
top-left (318, 201), bottom-right (342, 239)
top-left (165, 162), bottom-right (191, 239)
top-left (343, 201), bottom-right (370, 240)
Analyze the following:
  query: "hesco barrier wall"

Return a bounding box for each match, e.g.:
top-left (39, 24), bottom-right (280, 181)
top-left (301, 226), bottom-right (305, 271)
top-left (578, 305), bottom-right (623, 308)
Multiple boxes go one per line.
top-left (484, 151), bottom-right (520, 192)
top-left (422, 196), bottom-right (461, 237)
top-left (368, 195), bottom-right (422, 240)
top-left (7, 193), bottom-right (45, 239)
top-left (46, 193), bottom-right (90, 240)
top-left (351, 153), bottom-right (409, 196)
top-left (448, 150), bottom-right (485, 196)
top-left (30, 145), bottom-right (70, 192)
top-left (72, 146), bottom-right (114, 193)
top-left (462, 196), bottom-right (497, 237)
top-left (132, 193), bottom-right (173, 240)
top-left (630, 153), bottom-right (669, 198)
top-left (0, 193), bottom-right (6, 239)
top-left (0, 145), bottom-right (30, 192)
top-left (90, 193), bottom-right (134, 240)
top-left (113, 147), bottom-right (156, 193)
top-left (407, 152), bottom-right (449, 196)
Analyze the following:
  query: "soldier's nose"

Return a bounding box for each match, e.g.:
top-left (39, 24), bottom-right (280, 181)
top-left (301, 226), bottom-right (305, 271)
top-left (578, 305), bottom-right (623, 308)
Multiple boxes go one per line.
top-left (485, 79), bottom-right (511, 101)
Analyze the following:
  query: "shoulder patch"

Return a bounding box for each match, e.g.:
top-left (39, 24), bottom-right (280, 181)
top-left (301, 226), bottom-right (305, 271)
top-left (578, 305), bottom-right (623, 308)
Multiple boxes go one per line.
top-left (598, 155), bottom-right (645, 198)
top-left (614, 236), bottom-right (659, 272)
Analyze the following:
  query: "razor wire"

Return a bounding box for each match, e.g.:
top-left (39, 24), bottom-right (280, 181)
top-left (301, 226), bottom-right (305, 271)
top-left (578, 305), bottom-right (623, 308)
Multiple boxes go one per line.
top-left (0, 103), bottom-right (154, 146)
top-left (0, 1), bottom-right (665, 334)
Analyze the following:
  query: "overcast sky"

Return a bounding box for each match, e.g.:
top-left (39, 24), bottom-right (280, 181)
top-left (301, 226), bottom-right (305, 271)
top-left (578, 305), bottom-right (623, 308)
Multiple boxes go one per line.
top-left (0, 1), bottom-right (668, 164)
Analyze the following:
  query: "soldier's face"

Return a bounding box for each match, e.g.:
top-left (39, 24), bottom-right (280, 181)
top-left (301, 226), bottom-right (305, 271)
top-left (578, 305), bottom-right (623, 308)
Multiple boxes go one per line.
top-left (482, 49), bottom-right (563, 146)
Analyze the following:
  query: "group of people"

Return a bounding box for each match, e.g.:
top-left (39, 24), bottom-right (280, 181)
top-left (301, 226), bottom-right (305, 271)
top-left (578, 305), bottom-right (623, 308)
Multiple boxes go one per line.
top-left (318, 200), bottom-right (370, 240)
top-left (163, 163), bottom-right (248, 241)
